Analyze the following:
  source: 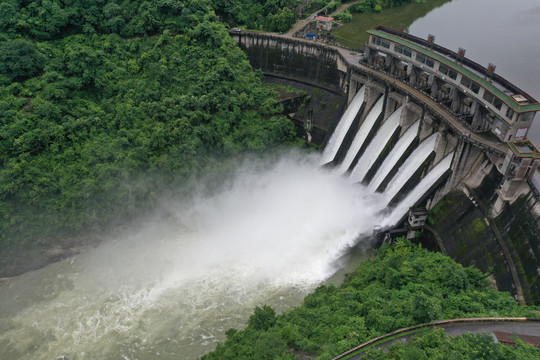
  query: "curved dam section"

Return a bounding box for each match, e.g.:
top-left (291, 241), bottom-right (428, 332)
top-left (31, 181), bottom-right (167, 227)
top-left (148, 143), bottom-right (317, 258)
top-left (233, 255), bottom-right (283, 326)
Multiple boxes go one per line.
top-left (231, 30), bottom-right (540, 304)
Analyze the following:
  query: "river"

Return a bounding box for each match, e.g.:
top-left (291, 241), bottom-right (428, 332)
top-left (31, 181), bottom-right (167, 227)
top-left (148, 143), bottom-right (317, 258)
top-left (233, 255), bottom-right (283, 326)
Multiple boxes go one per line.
top-left (0, 152), bottom-right (384, 360)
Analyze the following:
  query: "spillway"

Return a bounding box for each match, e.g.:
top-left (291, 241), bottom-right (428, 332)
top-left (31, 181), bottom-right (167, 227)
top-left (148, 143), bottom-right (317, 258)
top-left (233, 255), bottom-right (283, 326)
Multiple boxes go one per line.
top-left (320, 86), bottom-right (366, 165)
top-left (367, 120), bottom-right (419, 193)
top-left (338, 97), bottom-right (385, 173)
top-left (349, 107), bottom-right (402, 184)
top-left (382, 151), bottom-right (454, 226)
top-left (382, 133), bottom-right (438, 205)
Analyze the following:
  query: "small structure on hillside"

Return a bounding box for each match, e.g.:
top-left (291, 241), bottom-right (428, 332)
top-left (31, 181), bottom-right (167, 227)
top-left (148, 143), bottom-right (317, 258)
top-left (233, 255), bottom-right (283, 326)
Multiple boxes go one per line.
top-left (406, 208), bottom-right (428, 239)
top-left (315, 16), bottom-right (333, 31)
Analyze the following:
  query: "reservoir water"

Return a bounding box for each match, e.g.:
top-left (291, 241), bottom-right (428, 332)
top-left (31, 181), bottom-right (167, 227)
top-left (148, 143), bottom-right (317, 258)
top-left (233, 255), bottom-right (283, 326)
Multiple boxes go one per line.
top-left (335, 0), bottom-right (540, 145)
top-left (408, 0), bottom-right (540, 145)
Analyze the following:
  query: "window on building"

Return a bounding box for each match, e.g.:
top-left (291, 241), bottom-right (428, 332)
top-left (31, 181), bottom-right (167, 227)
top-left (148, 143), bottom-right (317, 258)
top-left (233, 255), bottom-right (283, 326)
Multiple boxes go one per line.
top-left (469, 82), bottom-right (480, 94)
top-left (483, 91), bottom-right (505, 111)
top-left (493, 98), bottom-right (503, 110)
top-left (416, 53), bottom-right (434, 67)
top-left (520, 112), bottom-right (534, 123)
top-left (394, 44), bottom-right (411, 57)
top-left (439, 64), bottom-right (457, 80)
top-left (460, 76), bottom-right (480, 94)
top-left (505, 107), bottom-right (515, 121)
top-left (483, 91), bottom-right (494, 103)
top-left (372, 36), bottom-right (389, 48)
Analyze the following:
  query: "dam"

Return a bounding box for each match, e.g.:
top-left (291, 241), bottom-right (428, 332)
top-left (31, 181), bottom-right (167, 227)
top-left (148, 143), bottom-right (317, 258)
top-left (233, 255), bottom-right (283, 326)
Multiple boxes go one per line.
top-left (231, 26), bottom-right (540, 304)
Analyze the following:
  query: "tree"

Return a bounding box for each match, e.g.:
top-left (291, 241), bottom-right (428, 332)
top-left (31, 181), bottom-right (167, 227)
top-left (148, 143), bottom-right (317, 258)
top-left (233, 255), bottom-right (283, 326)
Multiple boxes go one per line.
top-left (249, 305), bottom-right (277, 331)
top-left (0, 39), bottom-right (47, 81)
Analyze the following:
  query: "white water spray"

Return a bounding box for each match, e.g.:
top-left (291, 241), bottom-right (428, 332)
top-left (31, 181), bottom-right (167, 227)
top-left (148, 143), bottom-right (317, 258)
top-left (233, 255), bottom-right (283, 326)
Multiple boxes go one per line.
top-left (338, 97), bottom-right (385, 174)
top-left (349, 107), bottom-right (403, 184)
top-left (0, 151), bottom-right (386, 360)
top-left (382, 151), bottom-right (454, 226)
top-left (368, 120), bottom-right (420, 193)
top-left (320, 85), bottom-right (366, 165)
top-left (383, 133), bottom-right (438, 205)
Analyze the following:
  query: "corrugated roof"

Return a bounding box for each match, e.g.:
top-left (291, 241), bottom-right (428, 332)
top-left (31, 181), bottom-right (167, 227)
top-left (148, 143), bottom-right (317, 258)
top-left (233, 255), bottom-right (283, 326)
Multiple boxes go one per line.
top-left (367, 28), bottom-right (540, 113)
top-left (315, 16), bottom-right (333, 22)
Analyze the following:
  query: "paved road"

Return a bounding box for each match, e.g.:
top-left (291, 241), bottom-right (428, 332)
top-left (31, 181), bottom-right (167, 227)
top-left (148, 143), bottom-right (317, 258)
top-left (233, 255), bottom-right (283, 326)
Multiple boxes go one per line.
top-left (344, 321), bottom-right (540, 359)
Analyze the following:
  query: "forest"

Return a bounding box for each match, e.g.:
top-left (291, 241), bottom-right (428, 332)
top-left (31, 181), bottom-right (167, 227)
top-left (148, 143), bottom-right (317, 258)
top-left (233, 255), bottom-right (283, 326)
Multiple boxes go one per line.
top-left (203, 240), bottom-right (540, 359)
top-left (0, 0), bottom-right (437, 260)
top-left (0, 0), bottom-right (315, 255)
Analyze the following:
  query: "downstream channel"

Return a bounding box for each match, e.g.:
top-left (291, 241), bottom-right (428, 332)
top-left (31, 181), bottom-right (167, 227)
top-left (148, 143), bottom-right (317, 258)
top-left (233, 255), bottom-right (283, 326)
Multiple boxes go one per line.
top-left (0, 153), bottom-right (383, 360)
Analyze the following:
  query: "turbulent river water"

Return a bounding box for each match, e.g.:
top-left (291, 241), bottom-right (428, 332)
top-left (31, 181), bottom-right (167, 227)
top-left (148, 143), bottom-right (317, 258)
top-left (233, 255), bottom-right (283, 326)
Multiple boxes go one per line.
top-left (0, 152), bottom-right (385, 360)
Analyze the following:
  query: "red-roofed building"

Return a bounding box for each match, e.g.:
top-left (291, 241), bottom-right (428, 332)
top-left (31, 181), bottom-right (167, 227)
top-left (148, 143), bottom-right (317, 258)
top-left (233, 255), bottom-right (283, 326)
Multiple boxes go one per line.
top-left (315, 16), bottom-right (333, 31)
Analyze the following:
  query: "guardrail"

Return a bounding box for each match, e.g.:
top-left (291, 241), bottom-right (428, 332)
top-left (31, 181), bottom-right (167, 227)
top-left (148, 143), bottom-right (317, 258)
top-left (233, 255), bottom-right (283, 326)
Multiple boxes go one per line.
top-left (332, 317), bottom-right (540, 359)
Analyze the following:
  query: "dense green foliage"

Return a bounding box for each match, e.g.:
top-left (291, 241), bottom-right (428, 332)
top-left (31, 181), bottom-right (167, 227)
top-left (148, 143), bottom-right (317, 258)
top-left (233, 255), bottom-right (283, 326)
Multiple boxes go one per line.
top-left (365, 328), bottom-right (540, 359)
top-left (203, 241), bottom-right (539, 359)
top-left (212, 0), bottom-right (305, 32)
top-left (352, 0), bottom-right (424, 13)
top-left (0, 0), bottom-right (298, 251)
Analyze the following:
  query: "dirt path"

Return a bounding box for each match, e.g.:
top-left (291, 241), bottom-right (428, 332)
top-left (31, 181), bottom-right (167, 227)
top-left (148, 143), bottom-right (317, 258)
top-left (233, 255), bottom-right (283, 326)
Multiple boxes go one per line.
top-left (285, 0), bottom-right (364, 36)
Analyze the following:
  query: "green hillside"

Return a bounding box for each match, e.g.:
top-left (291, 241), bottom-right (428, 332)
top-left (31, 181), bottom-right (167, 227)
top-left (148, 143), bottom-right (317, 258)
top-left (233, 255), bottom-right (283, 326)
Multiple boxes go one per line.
top-left (0, 0), bottom-right (302, 252)
top-left (203, 240), bottom-right (539, 359)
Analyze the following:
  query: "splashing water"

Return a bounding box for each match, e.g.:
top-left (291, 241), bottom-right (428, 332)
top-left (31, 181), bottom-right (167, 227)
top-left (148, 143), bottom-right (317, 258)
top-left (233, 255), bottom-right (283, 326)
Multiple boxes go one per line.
top-left (382, 151), bottom-right (454, 226)
top-left (349, 106), bottom-right (403, 184)
top-left (338, 97), bottom-right (385, 174)
top-left (383, 133), bottom-right (438, 205)
top-left (367, 120), bottom-right (420, 193)
top-left (0, 151), bottom-right (387, 360)
top-left (320, 85), bottom-right (366, 166)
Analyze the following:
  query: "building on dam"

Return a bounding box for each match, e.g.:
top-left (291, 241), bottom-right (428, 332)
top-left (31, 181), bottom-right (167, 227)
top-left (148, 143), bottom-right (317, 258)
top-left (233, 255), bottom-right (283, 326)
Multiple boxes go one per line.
top-left (364, 25), bottom-right (540, 143)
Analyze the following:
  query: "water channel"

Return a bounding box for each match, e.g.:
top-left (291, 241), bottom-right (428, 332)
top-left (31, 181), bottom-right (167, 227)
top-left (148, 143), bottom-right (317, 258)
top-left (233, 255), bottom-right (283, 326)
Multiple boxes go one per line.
top-left (2, 1), bottom-right (540, 359)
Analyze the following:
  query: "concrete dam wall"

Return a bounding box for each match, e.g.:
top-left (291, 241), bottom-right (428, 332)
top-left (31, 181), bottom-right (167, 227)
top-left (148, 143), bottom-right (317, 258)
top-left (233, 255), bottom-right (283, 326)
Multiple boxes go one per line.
top-left (231, 31), bottom-right (540, 304)
top-left (232, 33), bottom-right (348, 93)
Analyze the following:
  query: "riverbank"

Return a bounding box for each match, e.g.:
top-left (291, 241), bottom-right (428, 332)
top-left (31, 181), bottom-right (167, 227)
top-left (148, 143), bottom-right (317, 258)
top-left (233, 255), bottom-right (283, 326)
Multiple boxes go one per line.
top-left (0, 232), bottom-right (105, 280)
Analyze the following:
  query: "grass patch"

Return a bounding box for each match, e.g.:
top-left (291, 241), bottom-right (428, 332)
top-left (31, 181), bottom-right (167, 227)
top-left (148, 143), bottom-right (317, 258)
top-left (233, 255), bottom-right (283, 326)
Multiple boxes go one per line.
top-left (332, 0), bottom-right (453, 48)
